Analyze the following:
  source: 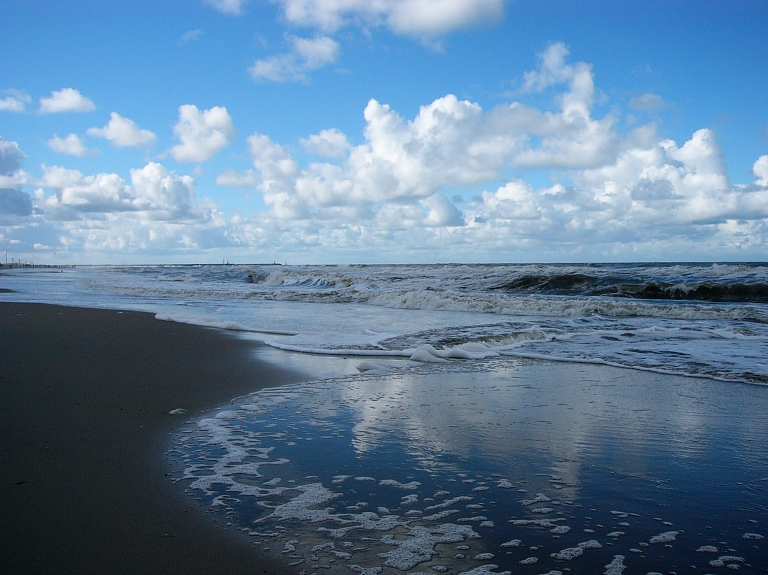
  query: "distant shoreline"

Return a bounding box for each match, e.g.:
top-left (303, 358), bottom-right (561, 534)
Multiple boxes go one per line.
top-left (0, 302), bottom-right (306, 575)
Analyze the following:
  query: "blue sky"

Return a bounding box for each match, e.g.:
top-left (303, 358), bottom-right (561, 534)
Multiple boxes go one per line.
top-left (1, 0), bottom-right (767, 264)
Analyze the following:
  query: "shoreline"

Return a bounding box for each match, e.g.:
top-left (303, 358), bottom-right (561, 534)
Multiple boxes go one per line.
top-left (0, 302), bottom-right (308, 574)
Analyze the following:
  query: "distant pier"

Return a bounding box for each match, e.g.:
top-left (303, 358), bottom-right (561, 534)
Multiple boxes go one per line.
top-left (0, 263), bottom-right (76, 269)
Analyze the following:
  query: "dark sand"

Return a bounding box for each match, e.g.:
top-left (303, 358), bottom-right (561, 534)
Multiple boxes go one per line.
top-left (0, 302), bottom-right (307, 574)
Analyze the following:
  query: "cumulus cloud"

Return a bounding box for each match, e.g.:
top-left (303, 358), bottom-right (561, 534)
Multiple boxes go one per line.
top-left (39, 88), bottom-right (96, 114)
top-left (28, 162), bottom-right (231, 255)
top-left (242, 46), bottom-right (618, 224)
top-left (301, 128), bottom-right (351, 157)
top-left (250, 36), bottom-right (339, 83)
top-left (0, 137), bottom-right (33, 220)
top-left (169, 105), bottom-right (235, 163)
top-left (753, 155), bottom-right (768, 186)
top-left (219, 45), bottom-right (768, 259)
top-left (36, 162), bottom-right (197, 220)
top-left (0, 137), bottom-right (25, 175)
top-left (215, 169), bottom-right (259, 187)
top-left (87, 113), bottom-right (156, 148)
top-left (270, 0), bottom-right (505, 36)
top-left (422, 193), bottom-right (464, 226)
top-left (11, 45), bottom-right (768, 260)
top-left (47, 134), bottom-right (98, 157)
top-left (0, 188), bottom-right (33, 216)
top-left (0, 90), bottom-right (31, 112)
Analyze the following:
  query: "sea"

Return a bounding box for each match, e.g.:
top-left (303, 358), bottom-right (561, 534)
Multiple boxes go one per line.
top-left (2, 262), bottom-right (768, 573)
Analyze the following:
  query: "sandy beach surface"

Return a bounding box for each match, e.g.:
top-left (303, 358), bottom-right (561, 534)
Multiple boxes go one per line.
top-left (0, 302), bottom-right (307, 575)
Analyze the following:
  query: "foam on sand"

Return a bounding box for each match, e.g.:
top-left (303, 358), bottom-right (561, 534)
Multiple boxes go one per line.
top-left (377, 524), bottom-right (480, 570)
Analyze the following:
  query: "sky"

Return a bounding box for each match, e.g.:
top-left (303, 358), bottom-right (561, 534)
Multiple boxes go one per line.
top-left (1, 0), bottom-right (767, 264)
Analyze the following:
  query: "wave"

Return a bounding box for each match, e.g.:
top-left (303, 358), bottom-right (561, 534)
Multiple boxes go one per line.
top-left (489, 272), bottom-right (768, 303)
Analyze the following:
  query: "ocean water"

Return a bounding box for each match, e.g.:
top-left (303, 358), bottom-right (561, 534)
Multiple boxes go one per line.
top-left (3, 263), bottom-right (768, 573)
top-left (2, 263), bottom-right (767, 383)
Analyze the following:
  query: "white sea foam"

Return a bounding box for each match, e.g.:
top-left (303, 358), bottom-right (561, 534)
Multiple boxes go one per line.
top-left (6, 263), bottom-right (768, 383)
top-left (377, 524), bottom-right (480, 570)
top-left (603, 555), bottom-right (626, 575)
top-left (649, 531), bottom-right (679, 544)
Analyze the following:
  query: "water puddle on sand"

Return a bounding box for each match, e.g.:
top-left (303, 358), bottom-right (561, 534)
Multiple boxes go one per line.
top-left (167, 360), bottom-right (768, 574)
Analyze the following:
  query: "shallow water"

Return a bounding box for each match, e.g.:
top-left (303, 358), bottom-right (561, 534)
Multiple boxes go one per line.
top-left (169, 360), bottom-right (768, 574)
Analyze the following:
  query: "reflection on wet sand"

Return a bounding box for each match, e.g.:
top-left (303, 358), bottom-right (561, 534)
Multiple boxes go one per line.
top-left (170, 359), bottom-right (768, 574)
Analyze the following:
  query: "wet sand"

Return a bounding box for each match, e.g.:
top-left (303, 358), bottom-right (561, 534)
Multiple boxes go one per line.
top-left (0, 302), bottom-right (307, 575)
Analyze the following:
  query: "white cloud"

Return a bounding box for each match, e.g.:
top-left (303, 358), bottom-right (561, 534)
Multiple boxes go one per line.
top-left (179, 29), bottom-right (204, 44)
top-left (272, 0), bottom-right (506, 36)
top-left (215, 169), bottom-right (259, 187)
top-left (250, 36), bottom-right (340, 83)
top-left (225, 46), bottom-right (768, 259)
top-left (522, 42), bottom-right (574, 92)
top-left (12, 45), bottom-right (768, 261)
top-left (243, 47), bottom-right (619, 221)
top-left (39, 88), bottom-right (96, 114)
top-left (169, 105), bottom-right (235, 163)
top-left (752, 155), bottom-right (768, 186)
top-left (0, 90), bottom-right (31, 112)
top-left (0, 137), bottom-right (25, 175)
top-left (87, 112), bottom-right (156, 148)
top-left (47, 134), bottom-right (98, 157)
top-left (204, 0), bottom-right (248, 15)
top-left (422, 193), bottom-right (464, 227)
top-left (28, 162), bottom-right (231, 255)
top-left (37, 162), bottom-right (197, 220)
top-left (301, 128), bottom-right (351, 157)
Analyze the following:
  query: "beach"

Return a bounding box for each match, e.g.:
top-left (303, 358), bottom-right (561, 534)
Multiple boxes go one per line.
top-left (2, 265), bottom-right (768, 573)
top-left (0, 302), bottom-right (306, 575)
